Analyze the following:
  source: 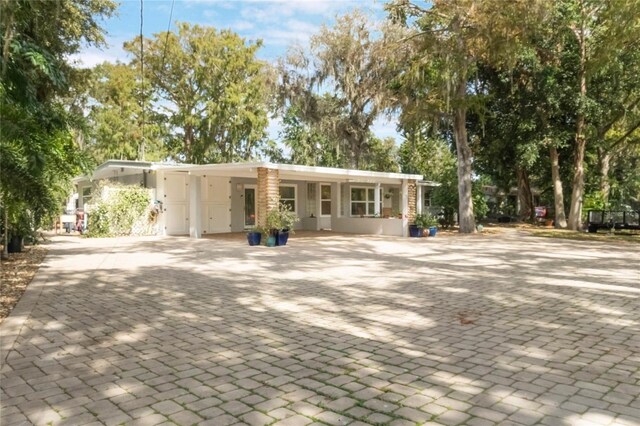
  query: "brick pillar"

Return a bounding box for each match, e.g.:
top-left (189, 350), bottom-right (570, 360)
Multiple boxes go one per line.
top-left (407, 179), bottom-right (417, 223)
top-left (257, 167), bottom-right (279, 228)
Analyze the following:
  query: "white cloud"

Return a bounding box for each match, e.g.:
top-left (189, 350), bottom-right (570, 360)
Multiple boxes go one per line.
top-left (203, 9), bottom-right (217, 18)
top-left (68, 45), bottom-right (130, 68)
top-left (243, 18), bottom-right (319, 49)
top-left (229, 20), bottom-right (255, 31)
top-left (371, 117), bottom-right (402, 142)
top-left (239, 0), bottom-right (349, 24)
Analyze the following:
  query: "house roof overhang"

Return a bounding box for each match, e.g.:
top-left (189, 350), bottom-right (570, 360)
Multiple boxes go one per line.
top-left (161, 162), bottom-right (424, 184)
top-left (78, 160), bottom-right (426, 185)
top-left (73, 160), bottom-right (160, 183)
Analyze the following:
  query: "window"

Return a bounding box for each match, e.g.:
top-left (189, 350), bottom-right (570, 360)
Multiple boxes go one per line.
top-left (279, 185), bottom-right (296, 212)
top-left (321, 184), bottom-right (331, 216)
top-left (424, 190), bottom-right (432, 208)
top-left (350, 187), bottom-right (380, 216)
top-left (82, 187), bottom-right (92, 208)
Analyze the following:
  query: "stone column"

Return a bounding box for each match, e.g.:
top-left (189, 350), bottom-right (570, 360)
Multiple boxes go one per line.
top-left (401, 179), bottom-right (417, 237)
top-left (408, 180), bottom-right (417, 223)
top-left (257, 167), bottom-right (280, 228)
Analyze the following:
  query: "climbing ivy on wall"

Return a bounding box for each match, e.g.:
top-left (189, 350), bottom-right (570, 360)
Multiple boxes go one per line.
top-left (86, 182), bottom-right (153, 237)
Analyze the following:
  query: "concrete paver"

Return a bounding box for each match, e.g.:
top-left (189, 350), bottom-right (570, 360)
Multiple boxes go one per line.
top-left (1, 231), bottom-right (639, 425)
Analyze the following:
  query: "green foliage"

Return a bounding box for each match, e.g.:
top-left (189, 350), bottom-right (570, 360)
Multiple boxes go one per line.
top-left (86, 62), bottom-right (167, 163)
top-left (431, 164), bottom-right (489, 226)
top-left (86, 182), bottom-right (152, 237)
top-left (124, 22), bottom-right (272, 164)
top-left (398, 131), bottom-right (456, 180)
top-left (414, 212), bottom-right (437, 228)
top-left (360, 136), bottom-right (400, 173)
top-left (279, 103), bottom-right (346, 168)
top-left (278, 11), bottom-right (410, 168)
top-left (0, 0), bottom-right (115, 251)
top-left (265, 199), bottom-right (299, 233)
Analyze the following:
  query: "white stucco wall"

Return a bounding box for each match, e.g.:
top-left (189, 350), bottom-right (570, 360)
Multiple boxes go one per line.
top-left (331, 217), bottom-right (404, 236)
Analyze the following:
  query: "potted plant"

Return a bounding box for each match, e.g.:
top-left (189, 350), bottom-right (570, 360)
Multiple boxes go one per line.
top-left (246, 228), bottom-right (262, 246)
top-left (5, 208), bottom-right (35, 253)
top-left (409, 217), bottom-right (422, 238)
top-left (265, 200), bottom-right (299, 246)
top-left (410, 213), bottom-right (430, 238)
top-left (423, 213), bottom-right (439, 237)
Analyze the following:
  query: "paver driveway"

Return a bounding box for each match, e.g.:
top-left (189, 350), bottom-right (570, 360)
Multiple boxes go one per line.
top-left (1, 231), bottom-right (639, 426)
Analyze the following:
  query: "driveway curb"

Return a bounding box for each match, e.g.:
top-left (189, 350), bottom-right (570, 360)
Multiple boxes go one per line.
top-left (0, 251), bottom-right (51, 365)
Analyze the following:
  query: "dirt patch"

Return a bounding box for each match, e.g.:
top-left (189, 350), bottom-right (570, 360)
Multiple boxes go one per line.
top-left (0, 245), bottom-right (48, 324)
top-left (523, 228), bottom-right (640, 243)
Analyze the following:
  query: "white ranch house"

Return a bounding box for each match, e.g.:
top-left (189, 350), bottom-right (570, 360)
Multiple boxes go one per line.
top-left (76, 160), bottom-right (438, 237)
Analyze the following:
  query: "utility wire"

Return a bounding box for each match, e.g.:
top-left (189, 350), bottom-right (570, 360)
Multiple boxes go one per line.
top-left (160, 0), bottom-right (176, 72)
top-left (139, 0), bottom-right (145, 161)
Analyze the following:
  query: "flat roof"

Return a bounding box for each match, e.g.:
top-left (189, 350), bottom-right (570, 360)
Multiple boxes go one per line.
top-left (81, 160), bottom-right (426, 184)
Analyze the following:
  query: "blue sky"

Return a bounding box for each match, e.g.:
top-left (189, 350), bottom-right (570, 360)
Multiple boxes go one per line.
top-left (73, 0), bottom-right (399, 141)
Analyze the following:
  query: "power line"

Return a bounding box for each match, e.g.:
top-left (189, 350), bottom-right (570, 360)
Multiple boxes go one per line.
top-left (139, 0), bottom-right (145, 161)
top-left (161, 0), bottom-right (176, 72)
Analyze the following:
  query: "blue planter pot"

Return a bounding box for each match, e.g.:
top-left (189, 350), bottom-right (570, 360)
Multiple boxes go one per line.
top-left (276, 230), bottom-right (289, 246)
top-left (266, 236), bottom-right (276, 247)
top-left (246, 231), bottom-right (261, 246)
top-left (428, 226), bottom-right (437, 237)
top-left (409, 225), bottom-right (423, 238)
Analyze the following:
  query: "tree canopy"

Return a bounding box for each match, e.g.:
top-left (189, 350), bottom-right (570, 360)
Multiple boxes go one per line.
top-left (2, 0), bottom-right (639, 241)
top-left (1, 0), bottom-right (116, 255)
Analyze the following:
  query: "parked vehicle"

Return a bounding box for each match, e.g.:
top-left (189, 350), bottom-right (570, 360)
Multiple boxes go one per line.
top-left (587, 210), bottom-right (640, 233)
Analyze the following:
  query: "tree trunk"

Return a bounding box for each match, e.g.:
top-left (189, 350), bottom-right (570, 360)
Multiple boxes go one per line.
top-left (516, 167), bottom-right (535, 221)
top-left (567, 122), bottom-right (586, 230)
top-left (184, 125), bottom-right (194, 163)
top-left (350, 136), bottom-right (359, 169)
top-left (453, 83), bottom-right (475, 233)
top-left (2, 208), bottom-right (8, 260)
top-left (567, 23), bottom-right (588, 231)
top-left (598, 148), bottom-right (611, 203)
top-left (549, 146), bottom-right (567, 228)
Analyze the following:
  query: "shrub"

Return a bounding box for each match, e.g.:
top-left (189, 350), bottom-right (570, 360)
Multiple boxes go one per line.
top-left (86, 182), bottom-right (153, 237)
top-left (265, 198), bottom-right (299, 234)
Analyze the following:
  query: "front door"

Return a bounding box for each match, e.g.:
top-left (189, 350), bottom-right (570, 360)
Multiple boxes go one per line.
top-left (244, 185), bottom-right (256, 228)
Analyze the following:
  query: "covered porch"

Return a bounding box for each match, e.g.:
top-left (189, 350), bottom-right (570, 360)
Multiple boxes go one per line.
top-left (157, 163), bottom-right (425, 238)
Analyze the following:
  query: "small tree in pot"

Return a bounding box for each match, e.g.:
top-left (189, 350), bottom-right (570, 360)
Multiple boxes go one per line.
top-left (265, 199), bottom-right (299, 246)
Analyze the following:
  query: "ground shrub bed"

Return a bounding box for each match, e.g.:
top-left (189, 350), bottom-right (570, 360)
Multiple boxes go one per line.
top-left (0, 245), bottom-right (47, 323)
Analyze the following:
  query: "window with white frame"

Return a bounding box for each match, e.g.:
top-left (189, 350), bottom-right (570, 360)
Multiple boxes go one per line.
top-left (424, 189), bottom-right (432, 207)
top-left (279, 185), bottom-right (296, 212)
top-left (350, 187), bottom-right (380, 216)
top-left (82, 187), bottom-right (92, 208)
top-left (320, 184), bottom-right (331, 216)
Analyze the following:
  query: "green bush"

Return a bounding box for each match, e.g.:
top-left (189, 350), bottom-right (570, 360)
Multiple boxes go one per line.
top-left (86, 182), bottom-right (152, 237)
top-left (414, 212), bottom-right (438, 228)
top-left (265, 198), bottom-right (299, 234)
